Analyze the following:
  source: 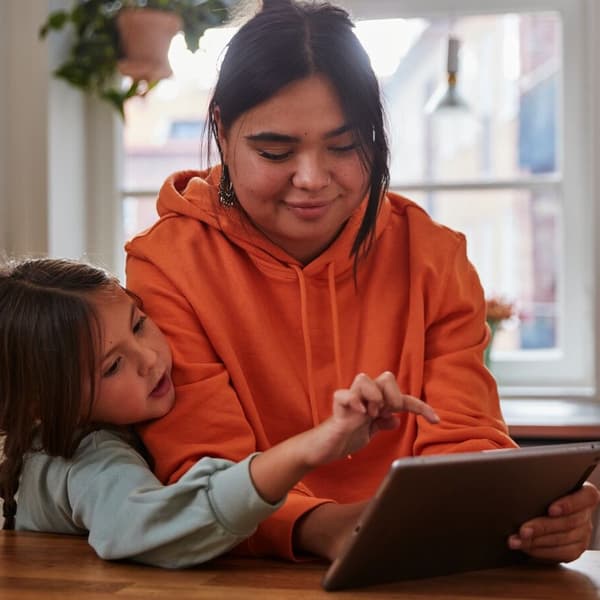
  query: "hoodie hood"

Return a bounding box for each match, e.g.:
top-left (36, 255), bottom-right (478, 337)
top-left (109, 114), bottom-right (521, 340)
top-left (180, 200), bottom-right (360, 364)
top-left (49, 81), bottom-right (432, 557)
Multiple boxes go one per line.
top-left (155, 166), bottom-right (392, 280)
top-left (146, 165), bottom-right (394, 430)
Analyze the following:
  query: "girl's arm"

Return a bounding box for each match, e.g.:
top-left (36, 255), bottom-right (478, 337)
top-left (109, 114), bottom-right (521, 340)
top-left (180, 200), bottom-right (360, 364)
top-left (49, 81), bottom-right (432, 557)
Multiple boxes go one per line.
top-left (249, 371), bottom-right (439, 504)
top-left (18, 374), bottom-right (435, 569)
top-left (18, 430), bottom-right (280, 568)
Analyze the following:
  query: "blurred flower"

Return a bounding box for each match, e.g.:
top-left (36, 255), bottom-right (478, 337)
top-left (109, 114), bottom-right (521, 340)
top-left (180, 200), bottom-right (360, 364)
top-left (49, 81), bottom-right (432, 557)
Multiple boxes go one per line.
top-left (484, 296), bottom-right (514, 370)
top-left (485, 297), bottom-right (514, 324)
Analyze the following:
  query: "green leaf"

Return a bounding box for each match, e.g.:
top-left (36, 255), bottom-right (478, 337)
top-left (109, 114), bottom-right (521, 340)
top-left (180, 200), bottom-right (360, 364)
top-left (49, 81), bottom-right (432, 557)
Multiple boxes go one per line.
top-left (101, 88), bottom-right (128, 119)
top-left (39, 0), bottom-right (236, 117)
top-left (39, 10), bottom-right (69, 38)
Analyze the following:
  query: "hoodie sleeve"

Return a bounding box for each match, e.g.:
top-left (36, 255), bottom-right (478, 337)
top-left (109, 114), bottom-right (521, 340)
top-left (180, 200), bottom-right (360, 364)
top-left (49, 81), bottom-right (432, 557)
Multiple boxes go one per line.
top-left (412, 233), bottom-right (517, 455)
top-left (66, 431), bottom-right (283, 568)
top-left (126, 253), bottom-right (332, 560)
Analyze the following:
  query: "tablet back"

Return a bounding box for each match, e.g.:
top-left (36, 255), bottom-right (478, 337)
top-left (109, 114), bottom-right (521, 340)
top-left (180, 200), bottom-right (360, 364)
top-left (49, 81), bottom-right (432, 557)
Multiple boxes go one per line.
top-left (322, 441), bottom-right (600, 591)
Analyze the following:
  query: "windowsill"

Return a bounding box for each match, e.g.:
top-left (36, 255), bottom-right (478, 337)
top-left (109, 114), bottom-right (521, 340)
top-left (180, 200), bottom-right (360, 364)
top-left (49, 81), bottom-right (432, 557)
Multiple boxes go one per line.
top-left (501, 397), bottom-right (600, 440)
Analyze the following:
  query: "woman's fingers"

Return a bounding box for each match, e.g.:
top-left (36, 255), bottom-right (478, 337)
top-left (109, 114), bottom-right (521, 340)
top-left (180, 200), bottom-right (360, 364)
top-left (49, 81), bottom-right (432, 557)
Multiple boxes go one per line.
top-left (509, 510), bottom-right (590, 549)
top-left (508, 482), bottom-right (600, 563)
top-left (546, 481), bottom-right (600, 518)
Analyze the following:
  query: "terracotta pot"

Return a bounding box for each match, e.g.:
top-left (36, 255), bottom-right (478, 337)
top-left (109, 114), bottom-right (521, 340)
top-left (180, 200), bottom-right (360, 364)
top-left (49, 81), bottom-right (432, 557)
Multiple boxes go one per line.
top-left (116, 8), bottom-right (183, 82)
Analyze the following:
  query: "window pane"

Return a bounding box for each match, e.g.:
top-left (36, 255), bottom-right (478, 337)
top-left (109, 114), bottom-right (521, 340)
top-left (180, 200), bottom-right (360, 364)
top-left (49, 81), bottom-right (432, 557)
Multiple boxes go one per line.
top-left (382, 12), bottom-right (561, 183)
top-left (123, 28), bottom-right (237, 191)
top-left (403, 187), bottom-right (561, 353)
top-left (122, 10), bottom-right (565, 369)
top-left (123, 13), bottom-right (562, 191)
top-left (123, 195), bottom-right (157, 243)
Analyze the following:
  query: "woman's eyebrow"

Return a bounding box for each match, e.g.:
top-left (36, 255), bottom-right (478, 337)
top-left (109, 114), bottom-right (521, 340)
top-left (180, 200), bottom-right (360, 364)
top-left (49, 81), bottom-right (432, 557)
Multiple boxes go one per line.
top-left (245, 132), bottom-right (298, 143)
top-left (245, 124), bottom-right (352, 144)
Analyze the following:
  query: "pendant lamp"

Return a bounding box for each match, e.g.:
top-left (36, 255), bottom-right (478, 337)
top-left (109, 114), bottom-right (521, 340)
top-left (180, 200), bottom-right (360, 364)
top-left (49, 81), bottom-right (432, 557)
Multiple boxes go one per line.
top-left (425, 36), bottom-right (469, 114)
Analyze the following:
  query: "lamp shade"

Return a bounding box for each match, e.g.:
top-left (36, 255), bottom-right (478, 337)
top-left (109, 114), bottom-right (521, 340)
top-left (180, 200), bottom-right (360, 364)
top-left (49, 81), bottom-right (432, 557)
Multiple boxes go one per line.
top-left (425, 36), bottom-right (469, 114)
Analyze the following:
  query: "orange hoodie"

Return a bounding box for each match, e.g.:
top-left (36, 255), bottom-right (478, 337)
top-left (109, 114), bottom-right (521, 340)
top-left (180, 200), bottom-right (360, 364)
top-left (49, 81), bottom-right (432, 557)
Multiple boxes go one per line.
top-left (125, 166), bottom-right (516, 559)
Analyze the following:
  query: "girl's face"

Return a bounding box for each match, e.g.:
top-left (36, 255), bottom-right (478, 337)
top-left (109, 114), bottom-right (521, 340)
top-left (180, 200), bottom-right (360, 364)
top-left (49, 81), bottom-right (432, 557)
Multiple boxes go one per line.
top-left (89, 288), bottom-right (175, 425)
top-left (217, 74), bottom-right (370, 264)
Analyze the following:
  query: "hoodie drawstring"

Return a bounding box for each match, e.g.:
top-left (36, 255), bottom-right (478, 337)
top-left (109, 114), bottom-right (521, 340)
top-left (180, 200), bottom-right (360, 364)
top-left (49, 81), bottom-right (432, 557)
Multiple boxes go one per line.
top-left (328, 262), bottom-right (343, 387)
top-left (292, 263), bottom-right (343, 427)
top-left (292, 265), bottom-right (318, 426)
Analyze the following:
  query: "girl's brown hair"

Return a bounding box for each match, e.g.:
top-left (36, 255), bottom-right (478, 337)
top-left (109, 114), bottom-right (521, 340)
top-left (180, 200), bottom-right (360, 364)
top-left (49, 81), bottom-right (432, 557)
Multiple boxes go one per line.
top-left (0, 257), bottom-right (120, 529)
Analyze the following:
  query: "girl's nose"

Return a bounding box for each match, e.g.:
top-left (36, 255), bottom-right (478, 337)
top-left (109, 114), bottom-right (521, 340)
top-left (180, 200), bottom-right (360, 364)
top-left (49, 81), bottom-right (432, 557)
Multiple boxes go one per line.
top-left (137, 344), bottom-right (158, 376)
top-left (292, 154), bottom-right (331, 191)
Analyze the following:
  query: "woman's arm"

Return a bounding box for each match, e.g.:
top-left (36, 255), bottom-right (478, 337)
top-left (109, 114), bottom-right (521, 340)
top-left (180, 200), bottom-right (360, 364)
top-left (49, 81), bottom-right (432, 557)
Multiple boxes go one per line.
top-left (293, 501), bottom-right (368, 561)
top-left (412, 231), bottom-right (599, 562)
top-left (412, 232), bottom-right (516, 455)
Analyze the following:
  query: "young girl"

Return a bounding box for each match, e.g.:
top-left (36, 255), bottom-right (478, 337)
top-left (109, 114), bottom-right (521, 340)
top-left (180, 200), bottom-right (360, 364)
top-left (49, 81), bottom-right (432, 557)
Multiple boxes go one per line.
top-left (0, 257), bottom-right (438, 568)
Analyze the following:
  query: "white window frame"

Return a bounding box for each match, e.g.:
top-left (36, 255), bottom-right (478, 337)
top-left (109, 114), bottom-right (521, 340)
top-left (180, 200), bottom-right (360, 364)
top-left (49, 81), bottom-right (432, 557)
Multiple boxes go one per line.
top-left (61, 0), bottom-right (597, 400)
top-left (341, 0), bottom-right (597, 398)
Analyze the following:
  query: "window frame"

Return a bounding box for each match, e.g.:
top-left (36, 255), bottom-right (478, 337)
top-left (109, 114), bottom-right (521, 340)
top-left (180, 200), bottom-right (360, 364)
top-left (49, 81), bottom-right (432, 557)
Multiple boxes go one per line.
top-left (341, 0), bottom-right (596, 396)
top-left (111, 0), bottom-right (598, 398)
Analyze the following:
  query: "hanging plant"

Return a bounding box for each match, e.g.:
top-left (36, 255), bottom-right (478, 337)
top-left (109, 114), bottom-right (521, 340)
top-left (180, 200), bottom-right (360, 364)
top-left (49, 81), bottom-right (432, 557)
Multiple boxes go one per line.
top-left (39, 0), bottom-right (235, 118)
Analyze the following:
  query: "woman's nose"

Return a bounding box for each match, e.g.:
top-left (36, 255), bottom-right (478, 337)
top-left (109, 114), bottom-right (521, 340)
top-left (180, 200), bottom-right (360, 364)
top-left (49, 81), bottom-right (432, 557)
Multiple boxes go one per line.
top-left (292, 154), bottom-right (331, 191)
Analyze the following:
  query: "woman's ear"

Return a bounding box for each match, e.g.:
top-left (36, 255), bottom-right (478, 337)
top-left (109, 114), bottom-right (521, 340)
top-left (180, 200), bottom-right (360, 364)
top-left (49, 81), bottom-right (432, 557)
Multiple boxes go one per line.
top-left (213, 106), bottom-right (228, 163)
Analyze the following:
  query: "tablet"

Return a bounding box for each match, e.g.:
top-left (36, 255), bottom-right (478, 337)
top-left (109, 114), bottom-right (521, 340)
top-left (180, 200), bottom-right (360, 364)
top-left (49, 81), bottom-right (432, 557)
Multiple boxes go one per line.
top-left (321, 441), bottom-right (600, 591)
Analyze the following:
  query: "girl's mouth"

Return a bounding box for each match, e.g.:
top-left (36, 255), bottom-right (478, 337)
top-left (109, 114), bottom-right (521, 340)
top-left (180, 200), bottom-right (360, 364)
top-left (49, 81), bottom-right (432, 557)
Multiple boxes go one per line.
top-left (150, 373), bottom-right (171, 397)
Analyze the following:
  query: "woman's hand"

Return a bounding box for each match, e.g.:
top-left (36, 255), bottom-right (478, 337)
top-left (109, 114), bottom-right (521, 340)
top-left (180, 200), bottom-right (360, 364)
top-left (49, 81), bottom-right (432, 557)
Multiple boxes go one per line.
top-left (508, 481), bottom-right (600, 562)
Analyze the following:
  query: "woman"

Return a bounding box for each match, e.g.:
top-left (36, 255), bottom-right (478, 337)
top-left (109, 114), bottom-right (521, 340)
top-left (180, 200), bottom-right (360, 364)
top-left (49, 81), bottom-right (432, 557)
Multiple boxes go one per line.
top-left (126, 0), bottom-right (599, 562)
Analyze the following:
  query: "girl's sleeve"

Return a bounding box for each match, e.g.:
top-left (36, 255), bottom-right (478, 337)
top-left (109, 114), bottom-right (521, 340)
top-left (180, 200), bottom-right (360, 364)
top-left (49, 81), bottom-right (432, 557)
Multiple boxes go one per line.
top-left (67, 431), bottom-right (282, 568)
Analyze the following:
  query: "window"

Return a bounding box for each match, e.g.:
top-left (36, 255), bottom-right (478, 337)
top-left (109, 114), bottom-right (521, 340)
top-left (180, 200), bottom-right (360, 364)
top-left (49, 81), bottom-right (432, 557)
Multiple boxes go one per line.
top-left (121, 0), bottom-right (594, 396)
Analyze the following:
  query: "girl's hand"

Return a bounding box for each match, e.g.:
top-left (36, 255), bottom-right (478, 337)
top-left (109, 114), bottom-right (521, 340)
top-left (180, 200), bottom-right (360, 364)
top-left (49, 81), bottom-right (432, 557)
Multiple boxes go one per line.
top-left (305, 372), bottom-right (439, 466)
top-left (250, 373), bottom-right (437, 504)
top-left (508, 481), bottom-right (600, 562)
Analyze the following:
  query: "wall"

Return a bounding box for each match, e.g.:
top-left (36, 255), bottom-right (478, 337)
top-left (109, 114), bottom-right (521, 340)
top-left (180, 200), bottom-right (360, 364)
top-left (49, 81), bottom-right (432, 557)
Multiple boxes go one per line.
top-left (591, 0), bottom-right (600, 403)
top-left (0, 2), bottom-right (7, 252)
top-left (46, 0), bottom-right (87, 262)
top-left (0, 0), bottom-right (122, 271)
top-left (2, 1), bottom-right (50, 256)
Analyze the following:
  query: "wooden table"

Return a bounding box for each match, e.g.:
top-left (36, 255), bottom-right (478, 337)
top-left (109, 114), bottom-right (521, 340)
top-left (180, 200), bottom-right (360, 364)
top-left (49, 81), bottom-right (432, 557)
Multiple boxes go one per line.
top-left (2, 531), bottom-right (600, 599)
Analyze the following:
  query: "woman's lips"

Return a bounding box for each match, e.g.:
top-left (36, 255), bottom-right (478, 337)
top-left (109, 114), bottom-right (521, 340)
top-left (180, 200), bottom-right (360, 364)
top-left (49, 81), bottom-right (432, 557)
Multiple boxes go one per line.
top-left (150, 373), bottom-right (171, 398)
top-left (285, 202), bottom-right (331, 220)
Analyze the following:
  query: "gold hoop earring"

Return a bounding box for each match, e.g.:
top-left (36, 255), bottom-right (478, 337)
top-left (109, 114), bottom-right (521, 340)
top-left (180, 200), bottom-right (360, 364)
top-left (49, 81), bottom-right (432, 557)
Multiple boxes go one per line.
top-left (218, 165), bottom-right (237, 208)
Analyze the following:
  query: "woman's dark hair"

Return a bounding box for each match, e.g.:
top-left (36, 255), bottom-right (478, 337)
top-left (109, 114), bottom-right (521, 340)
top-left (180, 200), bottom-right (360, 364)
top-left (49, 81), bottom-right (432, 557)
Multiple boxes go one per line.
top-left (207, 0), bottom-right (390, 268)
top-left (0, 257), bottom-right (120, 530)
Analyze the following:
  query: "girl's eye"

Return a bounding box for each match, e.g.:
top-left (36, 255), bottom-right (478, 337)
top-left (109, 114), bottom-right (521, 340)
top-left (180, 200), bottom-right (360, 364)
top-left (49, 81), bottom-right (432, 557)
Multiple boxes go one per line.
top-left (133, 315), bottom-right (147, 334)
top-left (258, 150), bottom-right (292, 161)
top-left (103, 357), bottom-right (121, 378)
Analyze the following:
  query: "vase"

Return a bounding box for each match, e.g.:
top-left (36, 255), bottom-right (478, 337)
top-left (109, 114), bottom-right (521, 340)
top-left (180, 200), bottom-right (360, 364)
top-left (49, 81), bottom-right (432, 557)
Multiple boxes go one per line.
top-left (116, 9), bottom-right (183, 83)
